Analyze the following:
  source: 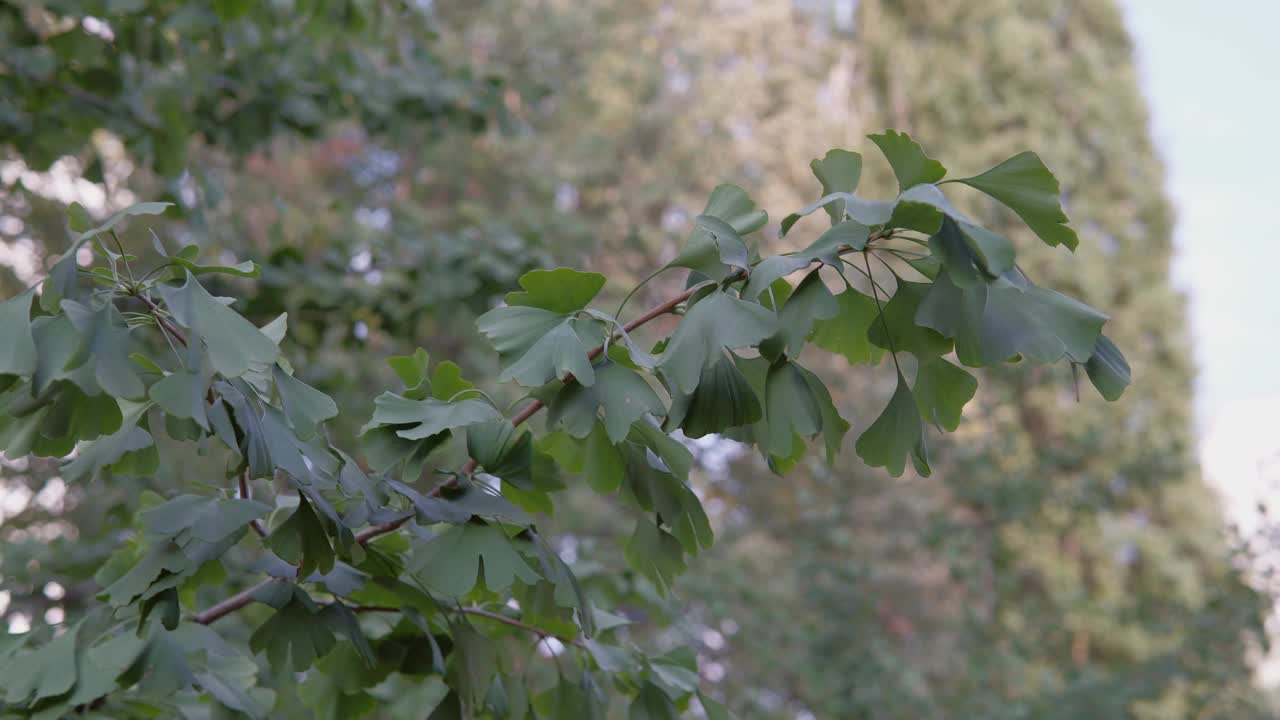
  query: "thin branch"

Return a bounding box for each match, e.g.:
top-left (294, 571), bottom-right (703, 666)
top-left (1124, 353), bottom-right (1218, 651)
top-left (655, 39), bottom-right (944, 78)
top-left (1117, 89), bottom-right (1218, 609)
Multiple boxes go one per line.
top-left (239, 470), bottom-right (269, 539)
top-left (193, 578), bottom-right (282, 625)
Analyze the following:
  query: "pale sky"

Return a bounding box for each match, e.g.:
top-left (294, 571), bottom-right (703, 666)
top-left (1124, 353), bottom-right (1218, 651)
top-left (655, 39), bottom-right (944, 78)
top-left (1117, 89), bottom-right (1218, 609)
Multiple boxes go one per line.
top-left (1123, 0), bottom-right (1280, 429)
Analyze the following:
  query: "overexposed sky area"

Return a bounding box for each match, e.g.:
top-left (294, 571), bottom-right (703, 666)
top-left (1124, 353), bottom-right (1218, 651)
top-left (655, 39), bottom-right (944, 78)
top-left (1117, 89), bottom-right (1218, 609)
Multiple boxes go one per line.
top-left (1123, 0), bottom-right (1280, 536)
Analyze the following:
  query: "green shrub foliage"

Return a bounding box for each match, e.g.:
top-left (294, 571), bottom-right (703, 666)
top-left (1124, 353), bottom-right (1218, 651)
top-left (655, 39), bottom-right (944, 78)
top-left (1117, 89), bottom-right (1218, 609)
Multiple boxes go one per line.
top-left (0, 135), bottom-right (1128, 718)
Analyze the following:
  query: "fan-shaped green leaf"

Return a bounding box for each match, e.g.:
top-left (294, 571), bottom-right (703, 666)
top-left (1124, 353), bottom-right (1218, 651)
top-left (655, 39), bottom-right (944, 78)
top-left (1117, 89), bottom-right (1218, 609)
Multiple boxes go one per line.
top-left (657, 291), bottom-right (776, 395)
top-left (868, 130), bottom-right (946, 190)
top-left (953, 151), bottom-right (1078, 250)
top-left (855, 372), bottom-right (925, 478)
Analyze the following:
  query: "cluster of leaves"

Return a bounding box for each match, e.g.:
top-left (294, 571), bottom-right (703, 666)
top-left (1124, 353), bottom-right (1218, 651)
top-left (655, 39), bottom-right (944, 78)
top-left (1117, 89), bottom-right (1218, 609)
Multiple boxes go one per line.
top-left (0, 133), bottom-right (1128, 718)
top-left (1, 1), bottom-right (505, 175)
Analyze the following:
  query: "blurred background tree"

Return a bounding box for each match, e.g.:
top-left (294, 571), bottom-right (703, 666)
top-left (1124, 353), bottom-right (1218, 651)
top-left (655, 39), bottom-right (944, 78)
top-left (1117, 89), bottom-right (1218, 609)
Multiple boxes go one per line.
top-left (0, 0), bottom-right (1270, 718)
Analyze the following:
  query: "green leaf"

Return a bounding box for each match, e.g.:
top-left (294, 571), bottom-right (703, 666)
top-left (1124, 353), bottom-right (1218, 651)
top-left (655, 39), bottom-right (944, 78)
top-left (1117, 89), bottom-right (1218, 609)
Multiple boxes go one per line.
top-left (913, 357), bottom-right (977, 431)
top-left (67, 201), bottom-right (172, 245)
top-left (699, 692), bottom-right (737, 720)
top-left (809, 149), bottom-right (863, 225)
top-left (741, 256), bottom-right (813, 300)
top-left (479, 309), bottom-right (598, 388)
top-left (2, 621), bottom-right (79, 704)
top-left (157, 273), bottom-right (279, 378)
top-left (149, 367), bottom-right (211, 430)
top-left (548, 362), bottom-right (665, 444)
top-left (855, 372), bottom-right (926, 478)
top-left (62, 299), bottom-right (146, 400)
top-left (61, 403), bottom-right (155, 482)
top-left (666, 215), bottom-right (750, 281)
top-left (410, 523), bottom-right (539, 596)
top-left (1084, 334), bottom-right (1130, 401)
top-left (505, 268), bottom-right (606, 314)
top-left (583, 421), bottom-right (626, 493)
top-left (274, 365), bottom-right (338, 439)
top-left (268, 494), bottom-right (335, 578)
top-left (387, 347), bottom-right (432, 393)
top-left (767, 269), bottom-right (838, 358)
top-left (367, 392), bottom-right (499, 440)
top-left (929, 215), bottom-right (1015, 284)
top-left (810, 288), bottom-right (885, 365)
top-left (764, 360), bottom-right (822, 457)
top-left (629, 683), bottom-right (679, 720)
top-left (624, 520), bottom-right (686, 592)
top-left (657, 291), bottom-right (776, 395)
top-left (0, 288), bottom-right (37, 381)
top-left (953, 151), bottom-right (1078, 250)
top-left (868, 130), bottom-right (946, 191)
top-left (916, 271), bottom-right (1107, 366)
top-left (797, 365), bottom-right (849, 462)
top-left (665, 352), bottom-right (761, 439)
top-left (703, 183), bottom-right (768, 234)
top-left (248, 587), bottom-right (337, 672)
top-left (449, 623), bottom-right (497, 710)
top-left (170, 250), bottom-right (260, 279)
top-left (144, 494), bottom-right (270, 545)
top-left (467, 420), bottom-right (534, 488)
top-left (866, 281), bottom-right (952, 358)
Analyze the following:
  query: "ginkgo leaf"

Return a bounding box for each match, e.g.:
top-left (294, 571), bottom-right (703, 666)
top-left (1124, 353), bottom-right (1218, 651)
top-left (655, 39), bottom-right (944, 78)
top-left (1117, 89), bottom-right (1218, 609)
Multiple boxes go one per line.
top-left (764, 360), bottom-right (822, 457)
top-left (866, 281), bottom-right (952, 358)
top-left (665, 352), bottom-right (761, 439)
top-left (796, 364), bottom-right (849, 462)
top-left (767, 269), bottom-right (838, 359)
top-left (868, 130), bottom-right (946, 191)
top-left (274, 365), bottom-right (338, 439)
top-left (449, 622), bottom-right (498, 710)
top-left (809, 288), bottom-right (884, 366)
top-left (67, 201), bottom-right (172, 244)
top-left (666, 215), bottom-right (751, 281)
top-left (268, 494), bottom-right (335, 578)
top-left (657, 291), bottom-right (776, 395)
top-left (547, 362), bottom-right (665, 443)
top-left (0, 288), bottom-right (36, 381)
top-left (410, 523), bottom-right (539, 596)
top-left (248, 587), bottom-right (337, 672)
top-left (479, 308), bottom-right (599, 388)
top-left (61, 404), bottom-right (155, 482)
top-left (62, 299), bottom-right (146, 400)
top-left (367, 392), bottom-right (500, 440)
top-left (157, 273), bottom-right (279, 379)
top-left (149, 366), bottom-right (211, 430)
top-left (505, 268), bottom-right (607, 314)
top-left (917, 270), bottom-right (1107, 366)
top-left (741, 256), bottom-right (813, 300)
top-left (855, 372), bottom-right (926, 478)
top-left (2, 620), bottom-right (79, 705)
top-left (702, 183), bottom-right (768, 235)
top-left (630, 683), bottom-right (680, 720)
top-left (953, 151), bottom-right (1078, 250)
top-left (144, 494), bottom-right (271, 545)
top-left (624, 520), bottom-right (686, 592)
top-left (583, 421), bottom-right (626, 493)
top-left (809, 149), bottom-right (863, 225)
top-left (467, 420), bottom-right (537, 489)
top-left (913, 357), bottom-right (977, 431)
top-left (1084, 334), bottom-right (1130, 401)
